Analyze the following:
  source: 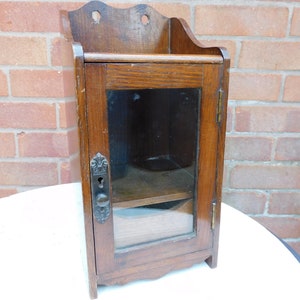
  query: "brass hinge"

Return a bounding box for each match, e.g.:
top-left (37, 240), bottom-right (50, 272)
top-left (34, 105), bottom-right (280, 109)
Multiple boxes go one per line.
top-left (216, 89), bottom-right (223, 124)
top-left (211, 201), bottom-right (217, 230)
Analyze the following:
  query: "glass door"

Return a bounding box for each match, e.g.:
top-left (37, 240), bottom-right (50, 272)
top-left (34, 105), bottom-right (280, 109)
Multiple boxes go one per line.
top-left (85, 62), bottom-right (220, 278)
top-left (107, 88), bottom-right (201, 250)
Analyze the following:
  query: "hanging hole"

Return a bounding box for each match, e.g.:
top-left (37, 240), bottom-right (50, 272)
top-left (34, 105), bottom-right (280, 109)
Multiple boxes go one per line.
top-left (141, 14), bottom-right (150, 25)
top-left (92, 10), bottom-right (101, 24)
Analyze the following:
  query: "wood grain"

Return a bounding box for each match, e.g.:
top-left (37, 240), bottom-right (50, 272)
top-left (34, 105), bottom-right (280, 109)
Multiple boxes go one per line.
top-left (67, 1), bottom-right (230, 297)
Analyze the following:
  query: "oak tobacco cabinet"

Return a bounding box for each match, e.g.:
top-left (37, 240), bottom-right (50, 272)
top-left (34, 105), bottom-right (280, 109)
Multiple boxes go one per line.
top-left (63, 1), bottom-right (229, 298)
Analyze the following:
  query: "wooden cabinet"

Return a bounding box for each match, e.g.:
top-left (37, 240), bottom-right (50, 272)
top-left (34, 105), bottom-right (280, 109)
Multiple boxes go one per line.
top-left (63, 1), bottom-right (229, 298)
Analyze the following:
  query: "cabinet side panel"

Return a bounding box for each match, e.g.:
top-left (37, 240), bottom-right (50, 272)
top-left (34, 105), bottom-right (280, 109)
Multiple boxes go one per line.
top-left (206, 55), bottom-right (230, 268)
top-left (73, 48), bottom-right (98, 298)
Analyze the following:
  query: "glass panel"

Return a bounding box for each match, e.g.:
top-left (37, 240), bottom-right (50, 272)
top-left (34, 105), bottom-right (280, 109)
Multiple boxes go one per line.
top-left (107, 88), bottom-right (200, 250)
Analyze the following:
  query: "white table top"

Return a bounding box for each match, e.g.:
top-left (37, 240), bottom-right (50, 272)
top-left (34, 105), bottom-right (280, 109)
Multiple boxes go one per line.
top-left (0, 183), bottom-right (299, 300)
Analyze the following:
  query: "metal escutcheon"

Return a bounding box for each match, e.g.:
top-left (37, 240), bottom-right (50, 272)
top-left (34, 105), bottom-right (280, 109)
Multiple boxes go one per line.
top-left (90, 152), bottom-right (111, 224)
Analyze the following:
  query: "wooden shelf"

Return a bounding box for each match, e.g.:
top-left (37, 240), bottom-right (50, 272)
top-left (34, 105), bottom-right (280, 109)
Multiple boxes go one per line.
top-left (113, 199), bottom-right (194, 249)
top-left (84, 53), bottom-right (223, 64)
top-left (112, 165), bottom-right (195, 209)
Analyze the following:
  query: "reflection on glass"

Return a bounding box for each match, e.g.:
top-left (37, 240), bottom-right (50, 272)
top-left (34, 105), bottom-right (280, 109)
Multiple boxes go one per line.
top-left (107, 88), bottom-right (200, 250)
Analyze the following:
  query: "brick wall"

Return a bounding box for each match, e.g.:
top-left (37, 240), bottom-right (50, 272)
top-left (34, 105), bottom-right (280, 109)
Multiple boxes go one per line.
top-left (0, 1), bottom-right (82, 196)
top-left (0, 1), bottom-right (299, 255)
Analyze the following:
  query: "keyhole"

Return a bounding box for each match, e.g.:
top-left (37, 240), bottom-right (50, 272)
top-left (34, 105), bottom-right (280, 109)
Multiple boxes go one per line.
top-left (98, 177), bottom-right (104, 189)
top-left (92, 10), bottom-right (101, 24)
top-left (141, 14), bottom-right (150, 25)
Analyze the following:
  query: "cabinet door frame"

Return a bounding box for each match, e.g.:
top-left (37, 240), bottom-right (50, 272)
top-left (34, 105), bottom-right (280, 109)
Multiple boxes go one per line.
top-left (82, 61), bottom-right (223, 285)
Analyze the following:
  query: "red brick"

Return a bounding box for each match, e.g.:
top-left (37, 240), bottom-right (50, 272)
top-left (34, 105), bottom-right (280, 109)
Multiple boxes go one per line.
top-left (283, 76), bottom-right (300, 102)
top-left (197, 40), bottom-right (236, 67)
top-left (286, 241), bottom-right (300, 256)
top-left (195, 6), bottom-right (288, 37)
top-left (275, 137), bottom-right (300, 161)
top-left (59, 100), bottom-right (77, 128)
top-left (225, 136), bottom-right (273, 161)
top-left (60, 155), bottom-right (80, 183)
top-left (18, 132), bottom-right (70, 157)
top-left (253, 216), bottom-right (300, 239)
top-left (0, 2), bottom-right (80, 32)
top-left (291, 8), bottom-right (300, 36)
top-left (0, 102), bottom-right (56, 129)
top-left (51, 37), bottom-right (74, 67)
top-left (222, 162), bottom-right (229, 188)
top-left (62, 70), bottom-right (76, 97)
top-left (239, 41), bottom-right (300, 70)
top-left (235, 106), bottom-right (300, 133)
top-left (285, 110), bottom-right (300, 132)
top-left (67, 129), bottom-right (79, 155)
top-left (231, 165), bottom-right (300, 189)
top-left (0, 70), bottom-right (8, 96)
top-left (10, 69), bottom-right (73, 98)
top-left (222, 191), bottom-right (267, 214)
top-left (229, 73), bottom-right (281, 101)
top-left (226, 106), bottom-right (233, 132)
top-left (0, 161), bottom-right (58, 185)
top-left (0, 132), bottom-right (15, 157)
top-left (0, 36), bottom-right (47, 66)
top-left (88, 2), bottom-right (191, 31)
top-left (149, 3), bottom-right (190, 22)
top-left (269, 192), bottom-right (300, 215)
top-left (60, 161), bottom-right (72, 184)
top-left (0, 2), bottom-right (188, 33)
top-left (0, 188), bottom-right (17, 198)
